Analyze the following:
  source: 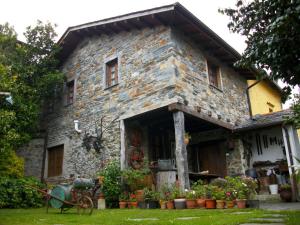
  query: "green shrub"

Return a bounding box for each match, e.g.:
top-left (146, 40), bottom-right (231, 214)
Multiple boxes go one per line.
top-left (98, 160), bottom-right (121, 208)
top-left (0, 150), bottom-right (24, 178)
top-left (0, 177), bottom-right (45, 208)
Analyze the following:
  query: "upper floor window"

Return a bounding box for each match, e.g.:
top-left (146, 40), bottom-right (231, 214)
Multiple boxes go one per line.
top-left (65, 80), bottom-right (74, 105)
top-left (105, 58), bottom-right (118, 88)
top-left (207, 61), bottom-right (221, 89)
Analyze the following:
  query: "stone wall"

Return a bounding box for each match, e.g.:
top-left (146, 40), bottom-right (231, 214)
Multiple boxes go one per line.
top-left (16, 138), bottom-right (45, 179)
top-left (44, 25), bottom-right (179, 179)
top-left (226, 138), bottom-right (247, 176)
top-left (171, 29), bottom-right (250, 126)
top-left (24, 24), bottom-right (251, 181)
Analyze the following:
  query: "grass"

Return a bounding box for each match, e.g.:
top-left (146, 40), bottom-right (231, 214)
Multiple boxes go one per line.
top-left (0, 207), bottom-right (299, 225)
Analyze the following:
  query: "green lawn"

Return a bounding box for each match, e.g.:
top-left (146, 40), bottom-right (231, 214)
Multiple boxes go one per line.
top-left (0, 208), bottom-right (299, 225)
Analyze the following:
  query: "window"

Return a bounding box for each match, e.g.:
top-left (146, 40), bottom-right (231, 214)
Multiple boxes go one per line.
top-left (48, 145), bottom-right (64, 177)
top-left (66, 80), bottom-right (74, 105)
top-left (105, 58), bottom-right (118, 88)
top-left (267, 102), bottom-right (274, 113)
top-left (207, 61), bottom-right (221, 88)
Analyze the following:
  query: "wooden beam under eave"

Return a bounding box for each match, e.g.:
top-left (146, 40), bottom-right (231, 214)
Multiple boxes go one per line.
top-left (153, 14), bottom-right (168, 26)
top-left (140, 17), bottom-right (154, 28)
top-left (168, 103), bottom-right (233, 130)
top-left (125, 19), bottom-right (142, 30)
top-left (113, 22), bottom-right (129, 32)
top-left (102, 24), bottom-right (117, 34)
top-left (150, 14), bottom-right (164, 25)
top-left (114, 22), bottom-right (130, 32)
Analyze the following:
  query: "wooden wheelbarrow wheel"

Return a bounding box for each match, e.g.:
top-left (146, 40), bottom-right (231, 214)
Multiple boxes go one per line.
top-left (77, 196), bottom-right (94, 215)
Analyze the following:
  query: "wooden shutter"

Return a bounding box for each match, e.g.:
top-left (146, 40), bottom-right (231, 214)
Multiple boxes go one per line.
top-left (48, 145), bottom-right (64, 177)
top-left (66, 80), bottom-right (74, 105)
top-left (208, 62), bottom-right (219, 87)
top-left (106, 59), bottom-right (118, 88)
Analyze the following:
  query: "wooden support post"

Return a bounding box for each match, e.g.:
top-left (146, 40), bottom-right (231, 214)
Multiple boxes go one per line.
top-left (120, 120), bottom-right (126, 170)
top-left (173, 111), bottom-right (190, 191)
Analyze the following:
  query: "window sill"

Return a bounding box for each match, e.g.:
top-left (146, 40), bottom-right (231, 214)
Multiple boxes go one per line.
top-left (209, 84), bottom-right (223, 92)
top-left (104, 83), bottom-right (119, 90)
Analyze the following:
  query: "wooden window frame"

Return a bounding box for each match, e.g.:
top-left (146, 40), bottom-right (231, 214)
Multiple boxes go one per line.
top-left (105, 58), bottom-right (118, 88)
top-left (207, 61), bottom-right (222, 90)
top-left (47, 145), bottom-right (64, 177)
top-left (66, 80), bottom-right (75, 105)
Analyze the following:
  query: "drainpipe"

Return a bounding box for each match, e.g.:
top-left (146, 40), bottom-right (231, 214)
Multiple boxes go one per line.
top-left (246, 79), bottom-right (265, 118)
top-left (283, 126), bottom-right (299, 201)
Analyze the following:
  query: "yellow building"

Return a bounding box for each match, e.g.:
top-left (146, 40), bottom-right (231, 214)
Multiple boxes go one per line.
top-left (247, 79), bottom-right (282, 115)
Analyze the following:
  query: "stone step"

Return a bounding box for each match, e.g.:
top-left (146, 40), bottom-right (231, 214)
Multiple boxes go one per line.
top-left (254, 194), bottom-right (281, 202)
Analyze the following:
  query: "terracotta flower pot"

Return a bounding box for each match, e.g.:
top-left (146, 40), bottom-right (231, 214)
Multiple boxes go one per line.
top-left (160, 200), bottom-right (167, 209)
top-left (226, 200), bottom-right (234, 208)
top-left (236, 199), bottom-right (246, 209)
top-left (216, 200), bottom-right (226, 209)
top-left (119, 201), bottom-right (127, 209)
top-left (205, 199), bottom-right (216, 209)
top-left (130, 201), bottom-right (138, 208)
top-left (186, 199), bottom-right (196, 209)
top-left (196, 198), bottom-right (206, 208)
top-left (166, 200), bottom-right (174, 209)
top-left (135, 190), bottom-right (144, 202)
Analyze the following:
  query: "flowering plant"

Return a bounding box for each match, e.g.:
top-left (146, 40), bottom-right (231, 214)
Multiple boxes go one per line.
top-left (129, 193), bottom-right (137, 202)
top-left (185, 190), bottom-right (196, 200)
top-left (119, 191), bottom-right (129, 201)
top-left (160, 185), bottom-right (173, 201)
top-left (213, 187), bottom-right (226, 200)
top-left (225, 188), bottom-right (236, 201)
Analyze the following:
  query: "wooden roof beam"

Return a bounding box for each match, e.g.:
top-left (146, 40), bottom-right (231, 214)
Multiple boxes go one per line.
top-left (140, 17), bottom-right (154, 28)
top-left (125, 19), bottom-right (142, 30)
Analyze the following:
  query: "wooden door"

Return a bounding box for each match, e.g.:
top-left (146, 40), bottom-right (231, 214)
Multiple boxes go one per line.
top-left (48, 145), bottom-right (64, 177)
top-left (198, 143), bottom-right (227, 177)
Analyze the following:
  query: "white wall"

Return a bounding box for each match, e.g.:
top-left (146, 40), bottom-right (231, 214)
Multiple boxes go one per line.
top-left (249, 126), bottom-right (286, 165)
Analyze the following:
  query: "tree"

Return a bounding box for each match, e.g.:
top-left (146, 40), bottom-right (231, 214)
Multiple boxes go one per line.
top-left (0, 22), bottom-right (64, 177)
top-left (220, 0), bottom-right (300, 126)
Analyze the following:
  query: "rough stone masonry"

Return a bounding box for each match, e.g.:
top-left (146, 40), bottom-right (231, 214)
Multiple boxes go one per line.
top-left (18, 24), bottom-right (249, 181)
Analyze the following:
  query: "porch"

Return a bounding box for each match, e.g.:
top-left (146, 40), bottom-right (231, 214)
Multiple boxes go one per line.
top-left (119, 103), bottom-right (240, 191)
top-left (236, 110), bottom-right (300, 201)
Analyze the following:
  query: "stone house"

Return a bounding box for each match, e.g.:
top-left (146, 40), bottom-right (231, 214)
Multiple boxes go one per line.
top-left (17, 3), bottom-right (300, 195)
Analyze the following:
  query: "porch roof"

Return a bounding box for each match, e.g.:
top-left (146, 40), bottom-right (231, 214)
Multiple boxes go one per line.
top-left (234, 109), bottom-right (293, 132)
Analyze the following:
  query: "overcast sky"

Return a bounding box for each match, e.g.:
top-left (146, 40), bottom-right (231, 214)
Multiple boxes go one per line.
top-left (1, 0), bottom-right (297, 108)
top-left (0, 0), bottom-right (246, 52)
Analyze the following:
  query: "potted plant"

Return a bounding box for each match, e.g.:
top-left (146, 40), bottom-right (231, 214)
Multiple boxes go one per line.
top-left (129, 193), bottom-right (138, 208)
top-left (143, 188), bottom-right (159, 209)
top-left (193, 183), bottom-right (206, 208)
top-left (119, 192), bottom-right (128, 209)
top-left (214, 187), bottom-right (226, 209)
top-left (184, 133), bottom-right (191, 145)
top-left (242, 176), bottom-right (259, 208)
top-left (172, 186), bottom-right (186, 209)
top-left (236, 192), bottom-right (247, 209)
top-left (162, 185), bottom-right (175, 209)
top-left (159, 185), bottom-right (170, 209)
top-left (185, 190), bottom-right (197, 209)
top-left (205, 185), bottom-right (217, 209)
top-left (122, 162), bottom-right (152, 202)
top-left (279, 184), bottom-right (292, 202)
top-left (225, 188), bottom-right (235, 208)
